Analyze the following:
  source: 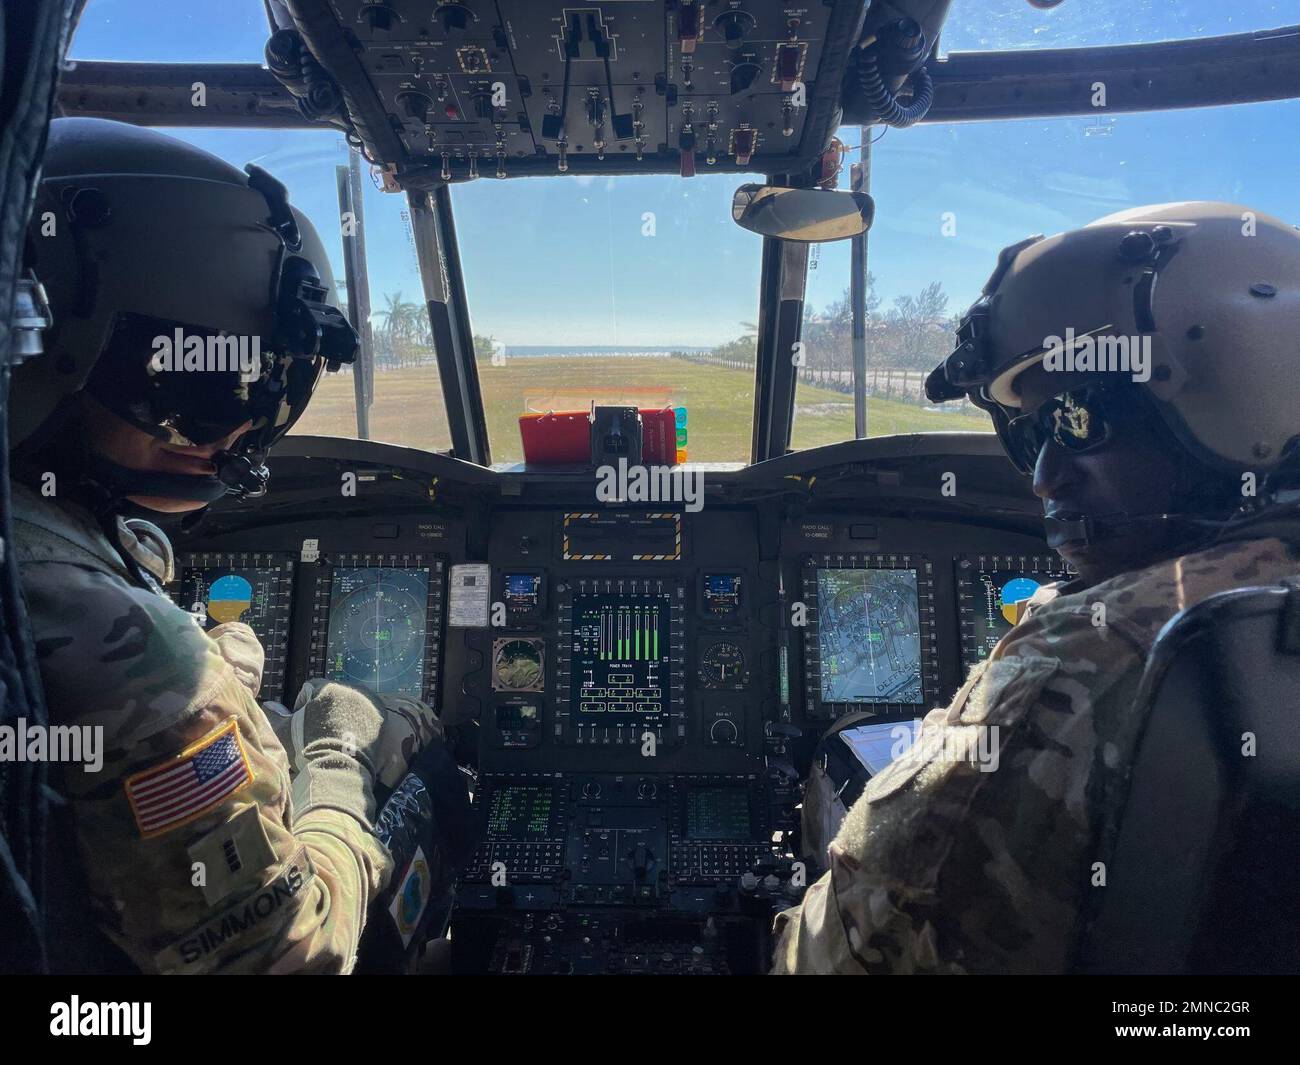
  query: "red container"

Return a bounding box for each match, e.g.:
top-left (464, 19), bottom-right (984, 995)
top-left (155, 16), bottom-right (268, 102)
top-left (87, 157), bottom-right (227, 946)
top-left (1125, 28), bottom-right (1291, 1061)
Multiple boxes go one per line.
top-left (519, 407), bottom-right (680, 465)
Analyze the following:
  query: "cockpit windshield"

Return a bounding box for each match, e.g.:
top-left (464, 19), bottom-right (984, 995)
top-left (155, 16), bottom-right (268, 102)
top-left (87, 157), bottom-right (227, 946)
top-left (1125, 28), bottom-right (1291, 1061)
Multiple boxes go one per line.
top-left (453, 173), bottom-right (761, 463)
top-left (67, 0), bottom-right (1300, 465)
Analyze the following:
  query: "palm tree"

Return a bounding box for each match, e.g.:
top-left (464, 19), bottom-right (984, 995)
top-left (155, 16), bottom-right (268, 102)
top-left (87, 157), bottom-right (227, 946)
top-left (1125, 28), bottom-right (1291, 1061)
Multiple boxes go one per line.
top-left (374, 291), bottom-right (405, 368)
top-left (375, 292), bottom-right (430, 368)
top-left (375, 291), bottom-right (403, 336)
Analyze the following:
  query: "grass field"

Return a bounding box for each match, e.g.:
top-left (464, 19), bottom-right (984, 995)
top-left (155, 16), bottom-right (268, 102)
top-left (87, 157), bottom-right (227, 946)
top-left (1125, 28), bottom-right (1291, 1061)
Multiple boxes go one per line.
top-left (289, 356), bottom-right (991, 463)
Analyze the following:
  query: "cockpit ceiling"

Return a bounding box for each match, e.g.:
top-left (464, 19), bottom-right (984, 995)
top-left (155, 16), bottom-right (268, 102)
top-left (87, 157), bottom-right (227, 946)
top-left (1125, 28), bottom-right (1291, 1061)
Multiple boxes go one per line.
top-left (278, 1), bottom-right (867, 182)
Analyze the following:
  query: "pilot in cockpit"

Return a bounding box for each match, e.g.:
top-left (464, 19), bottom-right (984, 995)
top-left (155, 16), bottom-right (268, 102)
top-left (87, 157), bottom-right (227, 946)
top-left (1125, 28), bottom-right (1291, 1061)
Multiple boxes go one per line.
top-left (773, 201), bottom-right (1300, 973)
top-left (8, 117), bottom-right (449, 973)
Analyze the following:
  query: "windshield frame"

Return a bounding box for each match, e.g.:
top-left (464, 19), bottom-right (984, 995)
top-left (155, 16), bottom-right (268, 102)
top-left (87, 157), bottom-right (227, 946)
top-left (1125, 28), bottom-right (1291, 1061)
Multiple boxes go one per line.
top-left (56, 19), bottom-right (1300, 466)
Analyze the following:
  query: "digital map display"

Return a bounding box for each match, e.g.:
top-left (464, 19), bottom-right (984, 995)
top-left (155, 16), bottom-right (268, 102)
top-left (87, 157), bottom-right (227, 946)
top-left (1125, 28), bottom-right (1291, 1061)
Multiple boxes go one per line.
top-left (816, 568), bottom-right (923, 704)
top-left (324, 567), bottom-right (431, 697)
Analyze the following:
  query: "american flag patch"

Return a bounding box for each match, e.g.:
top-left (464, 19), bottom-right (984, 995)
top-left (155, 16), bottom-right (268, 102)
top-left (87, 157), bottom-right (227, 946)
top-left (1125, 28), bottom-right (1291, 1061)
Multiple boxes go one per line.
top-left (125, 720), bottom-right (254, 839)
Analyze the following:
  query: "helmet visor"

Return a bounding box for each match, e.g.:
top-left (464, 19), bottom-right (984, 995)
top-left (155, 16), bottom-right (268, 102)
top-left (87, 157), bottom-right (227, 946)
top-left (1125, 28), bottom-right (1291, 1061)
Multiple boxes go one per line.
top-left (84, 311), bottom-right (320, 447)
top-left (1001, 384), bottom-right (1118, 474)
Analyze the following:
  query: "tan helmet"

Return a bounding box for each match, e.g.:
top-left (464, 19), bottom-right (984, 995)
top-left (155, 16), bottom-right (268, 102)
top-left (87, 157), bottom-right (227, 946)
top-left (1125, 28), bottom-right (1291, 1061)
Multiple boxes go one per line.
top-left (926, 201), bottom-right (1300, 475)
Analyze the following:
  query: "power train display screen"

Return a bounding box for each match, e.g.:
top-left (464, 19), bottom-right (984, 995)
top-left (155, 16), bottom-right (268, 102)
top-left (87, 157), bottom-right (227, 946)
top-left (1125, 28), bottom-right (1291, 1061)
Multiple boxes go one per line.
top-left (555, 577), bottom-right (686, 746)
top-left (569, 591), bottom-right (672, 728)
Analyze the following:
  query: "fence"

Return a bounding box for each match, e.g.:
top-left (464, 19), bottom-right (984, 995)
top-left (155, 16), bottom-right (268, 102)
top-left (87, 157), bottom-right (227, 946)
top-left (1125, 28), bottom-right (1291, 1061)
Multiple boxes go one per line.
top-left (678, 351), bottom-right (969, 409)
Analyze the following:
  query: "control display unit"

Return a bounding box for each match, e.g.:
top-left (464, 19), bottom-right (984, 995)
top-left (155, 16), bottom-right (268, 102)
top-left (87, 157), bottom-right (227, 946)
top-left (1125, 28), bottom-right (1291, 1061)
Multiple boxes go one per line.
top-left (801, 554), bottom-right (938, 719)
top-left (468, 776), bottom-right (568, 883)
top-left (669, 776), bottom-right (773, 883)
top-left (956, 555), bottom-right (1074, 668)
top-left (555, 577), bottom-right (686, 745)
top-left (170, 553), bottom-right (295, 702)
top-left (682, 785), bottom-right (751, 840)
top-left (309, 554), bottom-right (446, 704)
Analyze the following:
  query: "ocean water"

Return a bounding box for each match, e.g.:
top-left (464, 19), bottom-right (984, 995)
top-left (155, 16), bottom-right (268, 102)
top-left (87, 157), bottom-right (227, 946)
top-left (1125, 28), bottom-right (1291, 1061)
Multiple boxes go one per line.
top-left (499, 346), bottom-right (711, 358)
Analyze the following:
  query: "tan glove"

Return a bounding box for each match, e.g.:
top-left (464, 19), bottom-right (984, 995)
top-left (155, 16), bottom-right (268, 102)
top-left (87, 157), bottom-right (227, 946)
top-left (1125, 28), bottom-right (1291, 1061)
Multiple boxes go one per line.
top-left (279, 679), bottom-right (442, 790)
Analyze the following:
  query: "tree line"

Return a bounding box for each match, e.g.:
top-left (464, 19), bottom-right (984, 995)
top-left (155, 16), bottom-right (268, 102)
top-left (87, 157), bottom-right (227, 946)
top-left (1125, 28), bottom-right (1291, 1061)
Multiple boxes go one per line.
top-left (364, 279), bottom-right (959, 390)
top-left (674, 276), bottom-right (961, 396)
top-left (366, 291), bottom-right (496, 369)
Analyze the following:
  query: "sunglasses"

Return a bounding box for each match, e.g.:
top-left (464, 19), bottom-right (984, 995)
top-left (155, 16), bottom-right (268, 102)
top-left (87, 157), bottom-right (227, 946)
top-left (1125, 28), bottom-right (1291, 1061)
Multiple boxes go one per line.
top-left (1002, 384), bottom-right (1121, 473)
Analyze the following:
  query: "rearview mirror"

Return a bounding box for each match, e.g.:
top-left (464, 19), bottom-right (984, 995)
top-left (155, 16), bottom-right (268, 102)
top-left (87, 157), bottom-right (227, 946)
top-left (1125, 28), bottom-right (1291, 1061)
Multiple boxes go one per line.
top-left (730, 184), bottom-right (874, 243)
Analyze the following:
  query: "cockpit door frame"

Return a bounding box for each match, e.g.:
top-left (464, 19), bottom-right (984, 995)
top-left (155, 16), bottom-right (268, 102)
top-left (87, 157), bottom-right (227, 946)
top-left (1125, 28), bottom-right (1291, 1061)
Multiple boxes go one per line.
top-left (406, 185), bottom-right (491, 467)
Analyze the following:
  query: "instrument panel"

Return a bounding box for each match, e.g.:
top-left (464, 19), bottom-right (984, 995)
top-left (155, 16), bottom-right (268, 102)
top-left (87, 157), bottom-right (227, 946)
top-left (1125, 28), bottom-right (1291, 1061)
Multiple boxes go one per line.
top-left (957, 554), bottom-right (1074, 669)
top-left (169, 553), bottom-right (296, 702)
top-left (167, 441), bottom-right (1060, 973)
top-left (308, 554), bottom-right (447, 704)
top-left (327, 0), bottom-right (865, 179)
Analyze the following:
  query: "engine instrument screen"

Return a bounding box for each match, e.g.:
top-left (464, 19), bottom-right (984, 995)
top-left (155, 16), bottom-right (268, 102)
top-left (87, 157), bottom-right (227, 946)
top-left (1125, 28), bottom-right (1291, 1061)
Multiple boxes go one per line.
top-left (324, 567), bottom-right (433, 697)
top-left (815, 568), bottom-right (923, 704)
top-left (174, 555), bottom-right (294, 700)
top-left (570, 591), bottom-right (671, 726)
top-left (683, 786), bottom-right (752, 840)
top-left (555, 577), bottom-right (686, 745)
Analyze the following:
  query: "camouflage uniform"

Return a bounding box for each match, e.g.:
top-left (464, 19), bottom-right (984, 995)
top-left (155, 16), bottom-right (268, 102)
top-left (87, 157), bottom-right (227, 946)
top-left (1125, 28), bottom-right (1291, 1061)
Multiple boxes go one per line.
top-left (11, 481), bottom-right (435, 974)
top-left (772, 535), bottom-right (1300, 974)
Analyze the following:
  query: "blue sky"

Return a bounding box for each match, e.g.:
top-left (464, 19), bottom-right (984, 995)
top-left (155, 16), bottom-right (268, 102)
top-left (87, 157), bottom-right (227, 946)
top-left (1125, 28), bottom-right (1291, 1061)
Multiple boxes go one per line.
top-left (69, 0), bottom-right (1300, 347)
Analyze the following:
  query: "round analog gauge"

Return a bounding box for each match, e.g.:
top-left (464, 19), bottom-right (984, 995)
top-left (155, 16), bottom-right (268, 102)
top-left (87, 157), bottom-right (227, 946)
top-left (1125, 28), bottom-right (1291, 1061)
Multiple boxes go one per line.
top-left (701, 641), bottom-right (746, 688)
top-left (493, 638), bottom-right (545, 692)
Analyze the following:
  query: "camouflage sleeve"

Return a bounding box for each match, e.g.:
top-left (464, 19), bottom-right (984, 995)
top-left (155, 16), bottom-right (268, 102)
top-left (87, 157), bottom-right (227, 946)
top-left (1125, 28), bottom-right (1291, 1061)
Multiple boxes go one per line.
top-left (22, 560), bottom-right (393, 974)
top-left (206, 621), bottom-right (263, 699)
top-left (772, 602), bottom-right (1148, 975)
